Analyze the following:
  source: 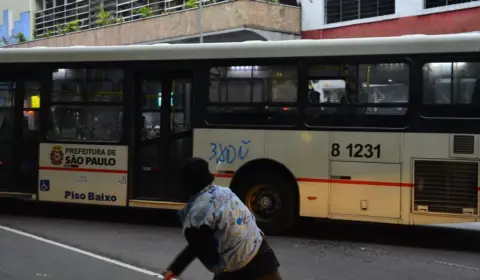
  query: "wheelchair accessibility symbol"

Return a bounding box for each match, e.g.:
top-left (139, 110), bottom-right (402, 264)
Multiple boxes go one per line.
top-left (39, 180), bottom-right (50, 192)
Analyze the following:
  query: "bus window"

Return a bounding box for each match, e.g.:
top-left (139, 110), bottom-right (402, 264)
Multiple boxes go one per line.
top-left (23, 81), bottom-right (41, 133)
top-left (141, 79), bottom-right (162, 140)
top-left (142, 80), bottom-right (162, 110)
top-left (308, 79), bottom-right (346, 104)
top-left (142, 112), bottom-right (161, 140)
top-left (423, 62), bottom-right (480, 105)
top-left (424, 62), bottom-right (480, 101)
top-left (23, 110), bottom-right (39, 131)
top-left (0, 82), bottom-right (14, 107)
top-left (47, 68), bottom-right (124, 142)
top-left (52, 68), bottom-right (123, 102)
top-left (206, 65), bottom-right (298, 126)
top-left (305, 63), bottom-right (409, 128)
top-left (47, 105), bottom-right (123, 142)
top-left (171, 79), bottom-right (191, 134)
top-left (0, 82), bottom-right (15, 141)
top-left (422, 62), bottom-right (480, 118)
top-left (140, 78), bottom-right (191, 138)
top-left (24, 81), bottom-right (41, 109)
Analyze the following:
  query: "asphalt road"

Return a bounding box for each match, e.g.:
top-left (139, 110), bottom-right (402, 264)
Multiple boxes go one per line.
top-left (0, 201), bottom-right (480, 280)
top-left (0, 227), bottom-right (159, 280)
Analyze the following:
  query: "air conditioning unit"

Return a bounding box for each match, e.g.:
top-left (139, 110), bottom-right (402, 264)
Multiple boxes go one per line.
top-left (413, 160), bottom-right (478, 216)
top-left (449, 134), bottom-right (477, 159)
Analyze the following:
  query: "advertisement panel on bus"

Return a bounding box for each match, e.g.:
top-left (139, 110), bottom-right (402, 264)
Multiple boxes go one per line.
top-left (38, 143), bottom-right (128, 206)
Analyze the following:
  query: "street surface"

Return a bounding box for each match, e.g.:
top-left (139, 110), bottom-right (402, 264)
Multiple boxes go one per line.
top-left (0, 227), bottom-right (158, 280)
top-left (0, 201), bottom-right (479, 280)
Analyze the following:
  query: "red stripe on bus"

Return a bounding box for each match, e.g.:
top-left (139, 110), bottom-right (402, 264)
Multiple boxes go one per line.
top-left (212, 173), bottom-right (413, 187)
top-left (39, 166), bottom-right (128, 174)
top-left (298, 178), bottom-right (414, 187)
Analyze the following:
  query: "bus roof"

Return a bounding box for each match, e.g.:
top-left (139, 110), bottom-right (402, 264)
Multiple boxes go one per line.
top-left (1, 33), bottom-right (479, 63)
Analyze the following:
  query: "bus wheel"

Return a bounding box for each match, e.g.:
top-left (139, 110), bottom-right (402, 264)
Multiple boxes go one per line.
top-left (235, 170), bottom-right (296, 235)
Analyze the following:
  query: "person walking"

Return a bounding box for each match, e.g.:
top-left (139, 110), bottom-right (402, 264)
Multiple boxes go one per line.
top-left (162, 157), bottom-right (282, 280)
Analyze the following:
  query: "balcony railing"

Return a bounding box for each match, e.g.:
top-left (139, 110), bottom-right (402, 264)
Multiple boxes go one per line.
top-left (34, 0), bottom-right (294, 39)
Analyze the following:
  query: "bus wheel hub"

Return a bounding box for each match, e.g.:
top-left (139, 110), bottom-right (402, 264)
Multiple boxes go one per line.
top-left (260, 196), bottom-right (272, 209)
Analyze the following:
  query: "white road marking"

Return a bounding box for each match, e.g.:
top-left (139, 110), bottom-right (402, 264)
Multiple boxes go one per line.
top-left (0, 225), bottom-right (171, 279)
top-left (432, 261), bottom-right (480, 272)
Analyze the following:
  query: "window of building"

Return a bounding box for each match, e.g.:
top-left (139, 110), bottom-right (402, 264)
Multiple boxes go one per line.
top-left (422, 61), bottom-right (480, 118)
top-left (325, 0), bottom-right (395, 24)
top-left (425, 0), bottom-right (478, 9)
top-left (306, 63), bottom-right (409, 128)
top-left (44, 0), bottom-right (53, 9)
top-left (206, 65), bottom-right (298, 126)
top-left (47, 68), bottom-right (124, 142)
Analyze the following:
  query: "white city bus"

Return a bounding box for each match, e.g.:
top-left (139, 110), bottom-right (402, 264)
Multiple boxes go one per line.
top-left (1, 33), bottom-right (479, 234)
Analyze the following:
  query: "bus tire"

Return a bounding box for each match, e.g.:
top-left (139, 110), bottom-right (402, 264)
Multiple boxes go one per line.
top-left (233, 168), bottom-right (297, 235)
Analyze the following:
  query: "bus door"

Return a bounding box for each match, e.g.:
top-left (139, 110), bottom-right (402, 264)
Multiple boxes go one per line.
top-left (134, 71), bottom-right (193, 201)
top-left (0, 73), bottom-right (42, 195)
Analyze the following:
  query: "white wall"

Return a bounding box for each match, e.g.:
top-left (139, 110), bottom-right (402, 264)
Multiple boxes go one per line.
top-left (301, 0), bottom-right (480, 32)
top-left (301, 0), bottom-right (324, 33)
top-left (0, 0), bottom-right (32, 24)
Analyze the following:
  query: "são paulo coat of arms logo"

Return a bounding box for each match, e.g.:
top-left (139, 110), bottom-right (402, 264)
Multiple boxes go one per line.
top-left (50, 145), bottom-right (64, 165)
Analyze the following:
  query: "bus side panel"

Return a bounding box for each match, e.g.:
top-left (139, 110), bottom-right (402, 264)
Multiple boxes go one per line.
top-left (265, 130), bottom-right (330, 218)
top-left (193, 128), bottom-right (266, 186)
top-left (403, 133), bottom-right (480, 224)
top-left (328, 132), bottom-right (402, 222)
top-left (38, 143), bottom-right (128, 206)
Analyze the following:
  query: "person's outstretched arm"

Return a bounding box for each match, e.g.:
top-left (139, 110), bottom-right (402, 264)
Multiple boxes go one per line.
top-left (184, 225), bottom-right (219, 270)
top-left (163, 225), bottom-right (219, 278)
top-left (165, 245), bottom-right (196, 277)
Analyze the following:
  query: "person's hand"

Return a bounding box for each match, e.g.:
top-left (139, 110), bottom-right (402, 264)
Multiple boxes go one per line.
top-left (162, 270), bottom-right (176, 280)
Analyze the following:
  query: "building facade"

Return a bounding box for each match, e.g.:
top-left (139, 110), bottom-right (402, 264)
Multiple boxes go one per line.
top-left (0, 0), bottom-right (37, 46)
top-left (2, 0), bottom-right (300, 48)
top-left (302, 0), bottom-right (480, 39)
top-left (2, 0), bottom-right (479, 48)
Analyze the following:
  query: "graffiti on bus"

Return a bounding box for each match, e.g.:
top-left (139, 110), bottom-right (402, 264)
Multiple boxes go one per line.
top-left (209, 140), bottom-right (251, 164)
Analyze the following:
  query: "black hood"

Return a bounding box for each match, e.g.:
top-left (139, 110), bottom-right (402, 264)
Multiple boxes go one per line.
top-left (180, 157), bottom-right (215, 195)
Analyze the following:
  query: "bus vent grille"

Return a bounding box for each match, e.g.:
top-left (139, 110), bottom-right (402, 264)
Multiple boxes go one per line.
top-left (414, 160), bottom-right (478, 215)
top-left (453, 135), bottom-right (474, 154)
